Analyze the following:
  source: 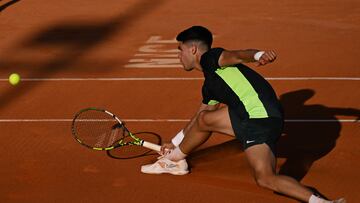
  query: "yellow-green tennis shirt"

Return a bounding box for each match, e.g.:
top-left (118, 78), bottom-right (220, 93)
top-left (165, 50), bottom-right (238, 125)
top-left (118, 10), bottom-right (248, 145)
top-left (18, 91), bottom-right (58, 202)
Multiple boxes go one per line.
top-left (200, 48), bottom-right (283, 119)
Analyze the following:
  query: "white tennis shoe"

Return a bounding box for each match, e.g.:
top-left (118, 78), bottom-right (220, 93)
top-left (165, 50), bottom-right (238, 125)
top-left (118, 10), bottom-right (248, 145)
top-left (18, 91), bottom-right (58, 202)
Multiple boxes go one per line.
top-left (141, 157), bottom-right (189, 175)
top-left (332, 198), bottom-right (346, 203)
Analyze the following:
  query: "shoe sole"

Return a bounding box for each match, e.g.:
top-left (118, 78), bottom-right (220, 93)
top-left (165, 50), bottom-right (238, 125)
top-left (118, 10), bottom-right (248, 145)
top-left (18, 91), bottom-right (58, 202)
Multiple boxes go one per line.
top-left (141, 169), bottom-right (189, 175)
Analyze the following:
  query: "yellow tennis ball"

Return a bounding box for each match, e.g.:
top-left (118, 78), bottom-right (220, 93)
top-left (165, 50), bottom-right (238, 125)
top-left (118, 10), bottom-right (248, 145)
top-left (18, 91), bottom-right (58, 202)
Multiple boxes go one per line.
top-left (9, 73), bottom-right (21, 85)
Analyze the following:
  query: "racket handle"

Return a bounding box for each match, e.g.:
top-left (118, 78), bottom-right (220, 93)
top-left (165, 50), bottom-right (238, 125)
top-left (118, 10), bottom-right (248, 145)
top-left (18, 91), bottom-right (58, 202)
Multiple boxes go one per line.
top-left (142, 141), bottom-right (161, 152)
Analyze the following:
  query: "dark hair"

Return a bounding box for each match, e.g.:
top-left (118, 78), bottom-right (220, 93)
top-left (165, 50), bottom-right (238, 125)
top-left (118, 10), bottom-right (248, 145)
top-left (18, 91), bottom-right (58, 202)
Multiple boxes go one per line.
top-left (176, 26), bottom-right (213, 49)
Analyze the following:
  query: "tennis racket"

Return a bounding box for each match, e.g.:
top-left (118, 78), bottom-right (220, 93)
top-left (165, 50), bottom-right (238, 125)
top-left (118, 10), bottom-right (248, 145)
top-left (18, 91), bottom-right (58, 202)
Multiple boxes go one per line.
top-left (71, 107), bottom-right (161, 152)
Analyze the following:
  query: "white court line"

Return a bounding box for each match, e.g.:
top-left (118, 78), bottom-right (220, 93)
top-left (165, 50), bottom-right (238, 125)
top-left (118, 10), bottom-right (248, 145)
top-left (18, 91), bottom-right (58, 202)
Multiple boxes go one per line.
top-left (0, 77), bottom-right (360, 81)
top-left (0, 119), bottom-right (358, 123)
top-left (0, 78), bottom-right (203, 81)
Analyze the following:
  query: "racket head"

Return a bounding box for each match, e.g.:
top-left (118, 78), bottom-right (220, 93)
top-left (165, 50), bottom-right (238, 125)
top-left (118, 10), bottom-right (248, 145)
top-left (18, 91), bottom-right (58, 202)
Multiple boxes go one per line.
top-left (71, 107), bottom-right (132, 150)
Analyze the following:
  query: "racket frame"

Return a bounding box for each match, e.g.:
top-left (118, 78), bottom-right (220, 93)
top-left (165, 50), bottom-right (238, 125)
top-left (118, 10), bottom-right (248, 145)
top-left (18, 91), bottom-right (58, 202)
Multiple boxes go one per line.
top-left (71, 108), bottom-right (161, 152)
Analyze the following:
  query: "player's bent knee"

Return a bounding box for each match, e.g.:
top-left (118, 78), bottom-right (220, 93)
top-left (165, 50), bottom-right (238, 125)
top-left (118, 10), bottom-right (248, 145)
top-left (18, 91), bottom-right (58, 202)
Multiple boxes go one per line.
top-left (197, 111), bottom-right (213, 131)
top-left (255, 174), bottom-right (277, 191)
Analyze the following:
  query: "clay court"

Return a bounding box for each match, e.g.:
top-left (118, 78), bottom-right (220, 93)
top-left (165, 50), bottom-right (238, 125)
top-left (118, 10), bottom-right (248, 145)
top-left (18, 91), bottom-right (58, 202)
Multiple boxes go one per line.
top-left (0, 0), bottom-right (359, 202)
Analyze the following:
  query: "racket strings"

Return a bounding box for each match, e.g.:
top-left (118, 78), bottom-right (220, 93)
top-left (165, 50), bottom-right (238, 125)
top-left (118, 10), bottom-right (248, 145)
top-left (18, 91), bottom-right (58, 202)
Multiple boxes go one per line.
top-left (73, 110), bottom-right (125, 148)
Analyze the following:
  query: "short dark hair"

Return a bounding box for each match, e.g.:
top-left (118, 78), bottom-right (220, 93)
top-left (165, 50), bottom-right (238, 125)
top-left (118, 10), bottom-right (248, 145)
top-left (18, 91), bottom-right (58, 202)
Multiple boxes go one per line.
top-left (176, 26), bottom-right (213, 49)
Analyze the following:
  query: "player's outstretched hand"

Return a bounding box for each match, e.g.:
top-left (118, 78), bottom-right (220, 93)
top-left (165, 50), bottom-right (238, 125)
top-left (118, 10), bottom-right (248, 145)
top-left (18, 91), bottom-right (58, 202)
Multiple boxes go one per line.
top-left (256, 50), bottom-right (277, 66)
top-left (159, 143), bottom-right (175, 155)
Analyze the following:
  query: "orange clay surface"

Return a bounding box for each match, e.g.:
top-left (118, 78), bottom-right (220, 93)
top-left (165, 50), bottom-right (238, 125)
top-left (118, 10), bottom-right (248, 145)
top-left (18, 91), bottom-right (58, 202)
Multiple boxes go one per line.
top-left (0, 0), bottom-right (359, 202)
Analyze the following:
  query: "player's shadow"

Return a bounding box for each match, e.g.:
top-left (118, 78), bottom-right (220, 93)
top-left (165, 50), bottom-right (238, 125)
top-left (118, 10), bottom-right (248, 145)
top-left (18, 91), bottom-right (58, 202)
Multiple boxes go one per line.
top-left (188, 139), bottom-right (243, 165)
top-left (276, 89), bottom-right (360, 181)
top-left (106, 131), bottom-right (162, 159)
top-left (0, 0), bottom-right (165, 110)
top-left (0, 0), bottom-right (20, 12)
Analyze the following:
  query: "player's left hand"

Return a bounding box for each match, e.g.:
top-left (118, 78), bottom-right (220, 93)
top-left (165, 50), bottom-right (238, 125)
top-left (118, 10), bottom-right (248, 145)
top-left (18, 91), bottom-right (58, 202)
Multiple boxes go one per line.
top-left (256, 50), bottom-right (277, 66)
top-left (159, 142), bottom-right (175, 155)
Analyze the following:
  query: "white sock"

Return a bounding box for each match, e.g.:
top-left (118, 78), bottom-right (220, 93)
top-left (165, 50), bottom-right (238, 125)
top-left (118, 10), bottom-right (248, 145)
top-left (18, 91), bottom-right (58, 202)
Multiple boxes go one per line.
top-left (309, 194), bottom-right (331, 203)
top-left (171, 130), bottom-right (184, 147)
top-left (164, 147), bottom-right (187, 161)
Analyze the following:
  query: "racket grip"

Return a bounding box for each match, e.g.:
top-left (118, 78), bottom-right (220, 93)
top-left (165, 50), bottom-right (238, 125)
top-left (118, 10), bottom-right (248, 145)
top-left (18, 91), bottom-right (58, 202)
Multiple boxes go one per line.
top-left (142, 141), bottom-right (161, 152)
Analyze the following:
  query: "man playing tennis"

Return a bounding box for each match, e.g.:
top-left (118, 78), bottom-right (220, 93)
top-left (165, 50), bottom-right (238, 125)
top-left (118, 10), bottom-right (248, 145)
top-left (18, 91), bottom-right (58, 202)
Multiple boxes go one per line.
top-left (141, 26), bottom-right (345, 203)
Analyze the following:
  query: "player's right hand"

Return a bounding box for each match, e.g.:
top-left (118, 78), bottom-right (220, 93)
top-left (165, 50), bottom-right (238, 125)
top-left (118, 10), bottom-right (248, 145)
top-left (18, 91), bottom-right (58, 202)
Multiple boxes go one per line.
top-left (256, 50), bottom-right (277, 66)
top-left (160, 142), bottom-right (176, 155)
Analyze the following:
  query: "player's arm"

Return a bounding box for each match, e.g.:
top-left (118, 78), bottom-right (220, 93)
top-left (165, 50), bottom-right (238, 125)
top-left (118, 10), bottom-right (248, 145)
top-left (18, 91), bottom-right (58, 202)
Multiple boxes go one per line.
top-left (218, 49), bottom-right (277, 67)
top-left (160, 103), bottom-right (220, 154)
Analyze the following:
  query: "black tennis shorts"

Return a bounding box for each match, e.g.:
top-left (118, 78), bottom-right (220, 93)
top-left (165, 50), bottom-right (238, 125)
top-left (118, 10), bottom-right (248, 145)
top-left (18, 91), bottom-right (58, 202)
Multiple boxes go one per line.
top-left (228, 108), bottom-right (283, 155)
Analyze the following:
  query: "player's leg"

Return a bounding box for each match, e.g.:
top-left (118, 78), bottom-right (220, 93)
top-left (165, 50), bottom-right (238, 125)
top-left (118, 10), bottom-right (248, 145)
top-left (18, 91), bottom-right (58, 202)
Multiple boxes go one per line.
top-left (245, 143), bottom-right (321, 202)
top-left (179, 105), bottom-right (234, 154)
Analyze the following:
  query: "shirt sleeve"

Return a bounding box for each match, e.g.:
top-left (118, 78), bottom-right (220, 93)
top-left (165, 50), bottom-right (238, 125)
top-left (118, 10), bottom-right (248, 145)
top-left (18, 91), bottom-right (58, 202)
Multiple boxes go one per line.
top-left (200, 48), bottom-right (224, 72)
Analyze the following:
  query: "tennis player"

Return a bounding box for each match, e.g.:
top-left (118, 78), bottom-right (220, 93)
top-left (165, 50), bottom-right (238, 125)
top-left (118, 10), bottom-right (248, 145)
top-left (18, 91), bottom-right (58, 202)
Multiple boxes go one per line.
top-left (141, 26), bottom-right (345, 203)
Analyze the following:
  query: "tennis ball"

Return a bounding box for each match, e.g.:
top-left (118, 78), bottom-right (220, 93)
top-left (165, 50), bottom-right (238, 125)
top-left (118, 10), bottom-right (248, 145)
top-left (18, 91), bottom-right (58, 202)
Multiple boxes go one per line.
top-left (9, 73), bottom-right (21, 85)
